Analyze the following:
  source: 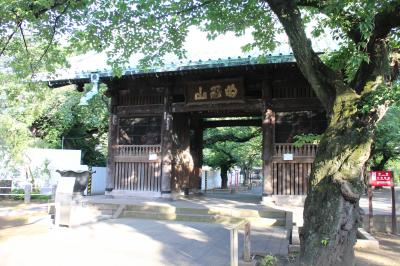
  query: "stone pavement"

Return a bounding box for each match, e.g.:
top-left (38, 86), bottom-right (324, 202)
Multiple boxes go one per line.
top-left (84, 186), bottom-right (267, 211)
top-left (359, 186), bottom-right (400, 215)
top-left (0, 217), bottom-right (287, 266)
top-left (355, 232), bottom-right (400, 266)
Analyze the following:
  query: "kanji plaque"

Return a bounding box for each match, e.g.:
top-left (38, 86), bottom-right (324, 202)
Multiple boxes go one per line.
top-left (186, 78), bottom-right (244, 104)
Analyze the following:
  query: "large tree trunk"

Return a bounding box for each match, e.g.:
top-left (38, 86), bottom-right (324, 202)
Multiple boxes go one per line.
top-left (220, 164), bottom-right (229, 189)
top-left (300, 92), bottom-right (374, 265)
top-left (373, 153), bottom-right (390, 170)
top-left (265, 1), bottom-right (395, 264)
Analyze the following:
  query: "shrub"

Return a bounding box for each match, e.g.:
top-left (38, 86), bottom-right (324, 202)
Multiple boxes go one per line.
top-left (11, 188), bottom-right (25, 200)
top-left (259, 254), bottom-right (277, 266)
top-left (10, 188), bottom-right (51, 201)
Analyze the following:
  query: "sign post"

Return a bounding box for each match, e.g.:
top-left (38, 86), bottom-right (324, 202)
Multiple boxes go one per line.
top-left (368, 186), bottom-right (373, 233)
top-left (369, 171), bottom-right (396, 234)
top-left (391, 184), bottom-right (397, 234)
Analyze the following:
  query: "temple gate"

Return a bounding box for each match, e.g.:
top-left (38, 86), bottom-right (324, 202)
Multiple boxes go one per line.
top-left (48, 55), bottom-right (327, 198)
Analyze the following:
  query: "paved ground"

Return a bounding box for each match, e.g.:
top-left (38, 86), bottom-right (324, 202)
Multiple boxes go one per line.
top-left (0, 215), bottom-right (287, 266)
top-left (355, 232), bottom-right (400, 266)
top-left (84, 186), bottom-right (268, 212)
top-left (0, 187), bottom-right (398, 266)
top-left (359, 186), bottom-right (400, 215)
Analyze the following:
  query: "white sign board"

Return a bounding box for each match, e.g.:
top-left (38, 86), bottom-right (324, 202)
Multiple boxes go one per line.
top-left (283, 153), bottom-right (293, 161)
top-left (149, 153), bottom-right (158, 161)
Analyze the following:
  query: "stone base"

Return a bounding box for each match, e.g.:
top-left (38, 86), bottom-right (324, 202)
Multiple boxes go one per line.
top-left (362, 215), bottom-right (400, 234)
top-left (239, 259), bottom-right (256, 266)
top-left (355, 228), bottom-right (380, 249)
top-left (109, 189), bottom-right (162, 198)
top-left (261, 195), bottom-right (274, 205)
top-left (272, 195), bottom-right (306, 207)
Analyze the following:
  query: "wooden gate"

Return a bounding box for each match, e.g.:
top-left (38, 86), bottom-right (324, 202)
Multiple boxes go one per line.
top-left (272, 143), bottom-right (317, 195)
top-left (114, 145), bottom-right (162, 191)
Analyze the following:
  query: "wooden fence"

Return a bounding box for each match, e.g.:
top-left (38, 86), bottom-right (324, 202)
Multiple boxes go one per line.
top-left (113, 145), bottom-right (162, 192)
top-left (272, 143), bottom-right (317, 195)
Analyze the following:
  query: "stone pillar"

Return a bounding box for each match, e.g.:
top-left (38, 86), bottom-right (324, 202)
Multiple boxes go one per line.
top-left (106, 95), bottom-right (118, 193)
top-left (161, 93), bottom-right (173, 196)
top-left (262, 108), bottom-right (275, 196)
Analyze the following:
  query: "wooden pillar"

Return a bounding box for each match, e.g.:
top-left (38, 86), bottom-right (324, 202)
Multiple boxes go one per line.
top-left (161, 92), bottom-right (173, 195)
top-left (190, 116), bottom-right (203, 189)
top-left (106, 94), bottom-right (118, 192)
top-left (262, 79), bottom-right (275, 196)
top-left (262, 109), bottom-right (275, 196)
top-left (171, 113), bottom-right (193, 192)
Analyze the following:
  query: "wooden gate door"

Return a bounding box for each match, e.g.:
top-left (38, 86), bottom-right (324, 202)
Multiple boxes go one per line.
top-left (114, 116), bottom-right (162, 192)
top-left (272, 143), bottom-right (317, 195)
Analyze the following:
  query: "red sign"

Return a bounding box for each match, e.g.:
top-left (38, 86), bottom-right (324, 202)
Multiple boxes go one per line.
top-left (369, 171), bottom-right (393, 187)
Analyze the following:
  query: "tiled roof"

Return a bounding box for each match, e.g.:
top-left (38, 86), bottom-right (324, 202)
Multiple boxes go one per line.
top-left (47, 54), bottom-right (296, 87)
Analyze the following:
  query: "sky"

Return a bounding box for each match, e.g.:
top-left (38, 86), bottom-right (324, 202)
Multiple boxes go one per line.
top-left (67, 26), bottom-right (337, 73)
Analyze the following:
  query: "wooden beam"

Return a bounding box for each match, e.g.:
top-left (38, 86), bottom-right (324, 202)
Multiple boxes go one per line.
top-left (171, 98), bottom-right (322, 114)
top-left (171, 99), bottom-right (264, 113)
top-left (117, 104), bottom-right (164, 116)
top-left (114, 156), bottom-right (161, 163)
top-left (271, 157), bottom-right (315, 164)
top-left (270, 98), bottom-right (322, 112)
top-left (203, 119), bottom-right (261, 128)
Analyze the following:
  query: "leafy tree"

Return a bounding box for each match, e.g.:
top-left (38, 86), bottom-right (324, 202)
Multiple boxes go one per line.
top-left (233, 133), bottom-right (262, 184)
top-left (369, 106), bottom-right (400, 172)
top-left (0, 73), bottom-right (47, 177)
top-left (0, 72), bottom-right (108, 175)
top-left (29, 84), bottom-right (109, 166)
top-left (1, 0), bottom-right (400, 264)
top-left (203, 142), bottom-right (236, 189)
top-left (203, 126), bottom-right (261, 188)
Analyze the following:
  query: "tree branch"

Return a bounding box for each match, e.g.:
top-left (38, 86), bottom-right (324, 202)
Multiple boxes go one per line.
top-left (145, 0), bottom-right (218, 22)
top-left (0, 23), bottom-right (20, 57)
top-left (266, 0), bottom-right (343, 113)
top-left (203, 130), bottom-right (260, 147)
top-left (32, 3), bottom-right (70, 78)
top-left (31, 0), bottom-right (71, 18)
top-left (372, 3), bottom-right (400, 40)
top-left (296, 0), bottom-right (328, 9)
top-left (18, 23), bottom-right (35, 75)
top-left (213, 146), bottom-right (236, 165)
top-left (350, 3), bottom-right (400, 92)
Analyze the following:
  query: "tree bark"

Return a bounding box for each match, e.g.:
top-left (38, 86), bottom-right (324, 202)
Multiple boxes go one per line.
top-left (373, 153), bottom-right (390, 171)
top-left (300, 92), bottom-right (373, 265)
top-left (221, 164), bottom-right (229, 189)
top-left (265, 1), bottom-right (395, 265)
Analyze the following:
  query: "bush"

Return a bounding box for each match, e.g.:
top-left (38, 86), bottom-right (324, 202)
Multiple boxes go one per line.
top-left (10, 188), bottom-right (51, 201)
top-left (31, 194), bottom-right (51, 200)
top-left (11, 188), bottom-right (25, 200)
top-left (259, 254), bottom-right (278, 266)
